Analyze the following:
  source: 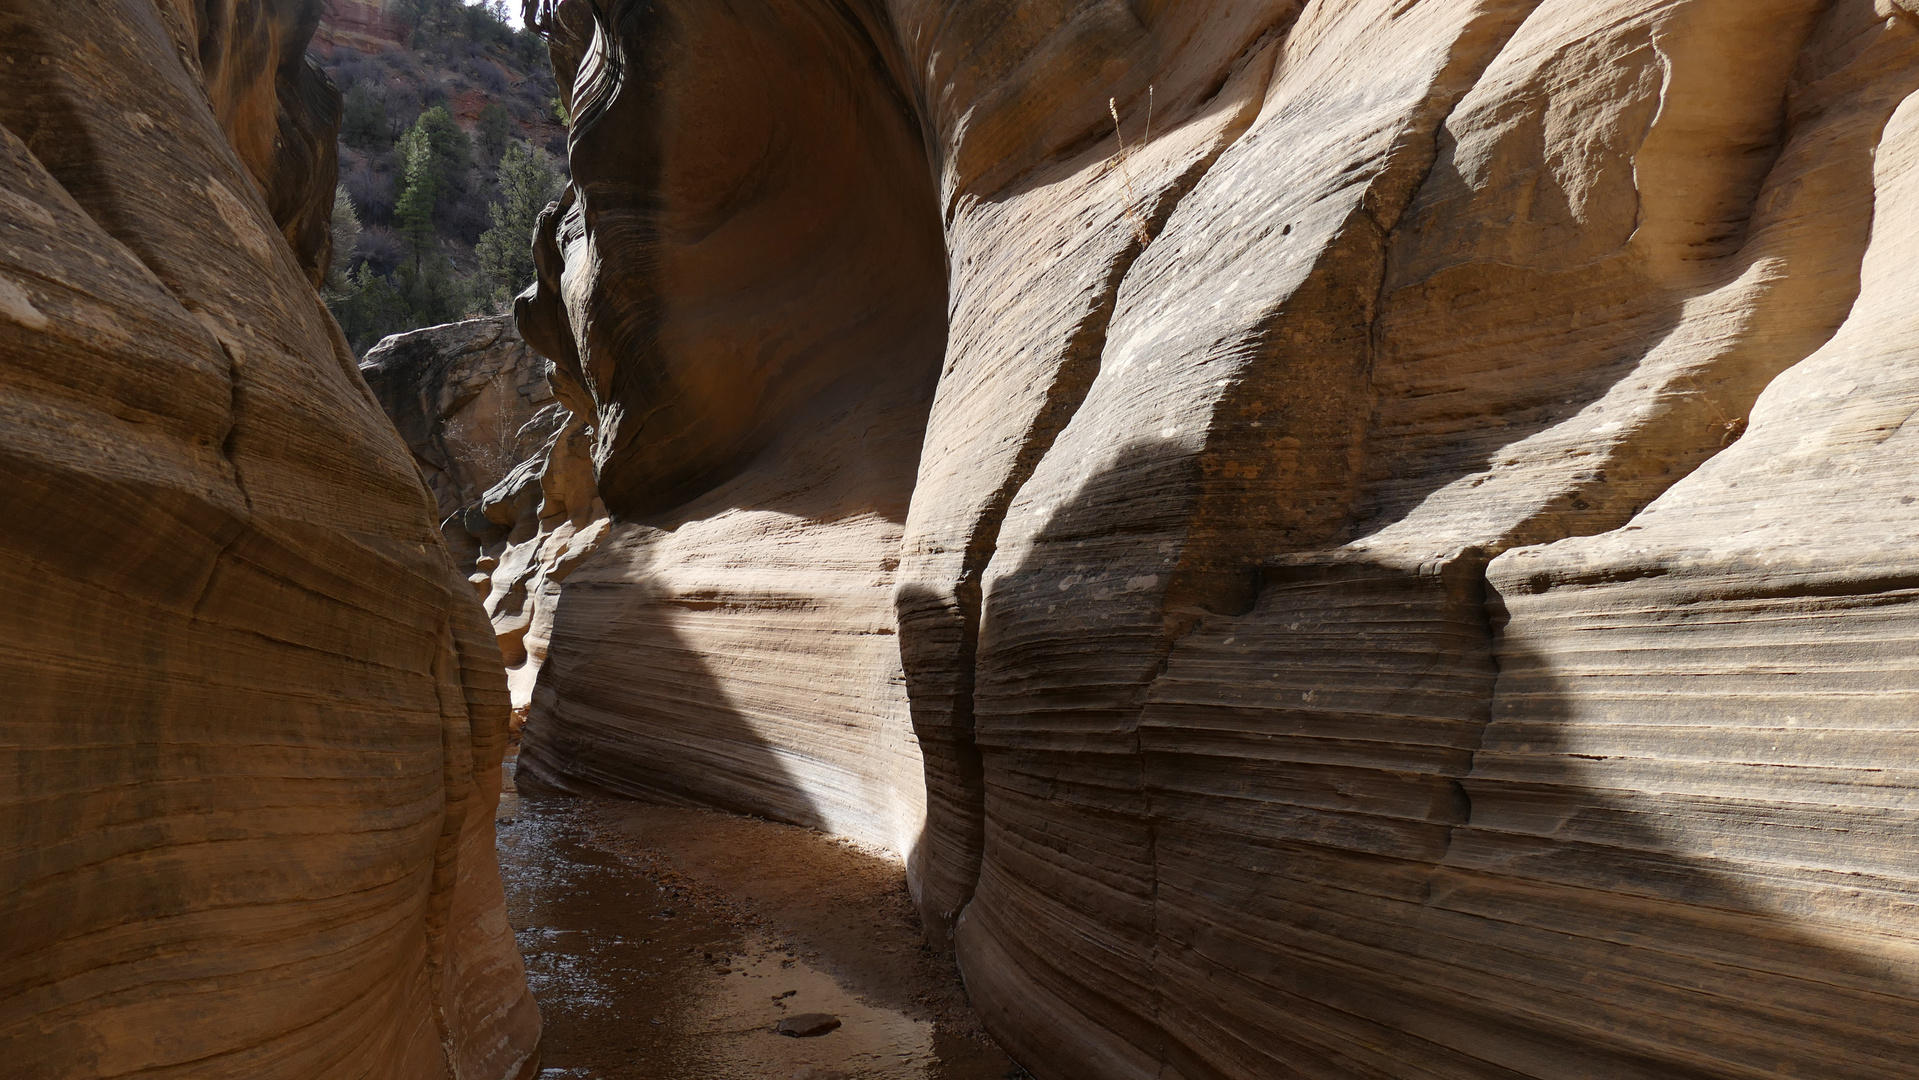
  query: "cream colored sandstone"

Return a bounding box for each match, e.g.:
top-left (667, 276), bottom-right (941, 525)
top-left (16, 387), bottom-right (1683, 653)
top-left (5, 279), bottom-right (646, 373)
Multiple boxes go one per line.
top-left (505, 0), bottom-right (1919, 1076)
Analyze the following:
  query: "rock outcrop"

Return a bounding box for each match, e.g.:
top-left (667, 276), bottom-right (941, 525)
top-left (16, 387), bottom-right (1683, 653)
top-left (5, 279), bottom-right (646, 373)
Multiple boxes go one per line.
top-left (0, 2), bottom-right (538, 1078)
top-left (362, 316), bottom-right (607, 714)
top-left (510, 0), bottom-right (1919, 1077)
top-left (316, 0), bottom-right (412, 52)
top-left (360, 316), bottom-right (569, 527)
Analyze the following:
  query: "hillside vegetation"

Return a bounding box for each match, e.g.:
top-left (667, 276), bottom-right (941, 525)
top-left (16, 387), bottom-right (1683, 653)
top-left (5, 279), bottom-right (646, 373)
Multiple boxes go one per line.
top-left (314, 0), bottom-right (566, 353)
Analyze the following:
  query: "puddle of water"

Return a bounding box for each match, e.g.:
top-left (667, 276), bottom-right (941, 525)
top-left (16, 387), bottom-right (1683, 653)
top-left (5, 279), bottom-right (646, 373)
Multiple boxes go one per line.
top-left (497, 759), bottom-right (1022, 1080)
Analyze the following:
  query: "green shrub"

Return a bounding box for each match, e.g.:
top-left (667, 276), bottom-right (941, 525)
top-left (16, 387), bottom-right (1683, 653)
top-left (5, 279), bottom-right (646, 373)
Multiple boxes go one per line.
top-left (341, 84), bottom-right (389, 150)
top-left (475, 141), bottom-right (561, 310)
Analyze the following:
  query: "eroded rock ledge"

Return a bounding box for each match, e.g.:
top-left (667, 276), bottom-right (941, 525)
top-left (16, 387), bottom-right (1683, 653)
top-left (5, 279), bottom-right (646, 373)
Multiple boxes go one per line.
top-left (0, 2), bottom-right (538, 1077)
top-left (500, 0), bottom-right (1919, 1077)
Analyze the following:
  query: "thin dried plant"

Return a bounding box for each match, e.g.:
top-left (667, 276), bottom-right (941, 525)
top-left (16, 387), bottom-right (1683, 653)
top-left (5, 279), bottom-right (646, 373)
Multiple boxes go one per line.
top-left (1678, 374), bottom-right (1749, 446)
top-left (1110, 86), bottom-right (1155, 246)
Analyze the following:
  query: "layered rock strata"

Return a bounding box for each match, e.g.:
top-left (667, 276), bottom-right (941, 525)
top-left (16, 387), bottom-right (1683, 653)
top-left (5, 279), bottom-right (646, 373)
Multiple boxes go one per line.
top-left (0, 2), bottom-right (538, 1077)
top-left (512, 0), bottom-right (1919, 1077)
top-left (316, 0), bottom-right (412, 52)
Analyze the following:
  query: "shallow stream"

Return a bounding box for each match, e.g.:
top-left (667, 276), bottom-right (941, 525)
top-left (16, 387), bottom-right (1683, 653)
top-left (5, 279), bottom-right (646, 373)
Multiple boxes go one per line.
top-left (496, 757), bottom-right (1022, 1080)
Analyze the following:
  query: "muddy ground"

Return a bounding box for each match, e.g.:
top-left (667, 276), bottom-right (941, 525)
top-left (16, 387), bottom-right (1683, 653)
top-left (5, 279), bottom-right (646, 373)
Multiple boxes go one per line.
top-left (497, 755), bottom-right (1025, 1080)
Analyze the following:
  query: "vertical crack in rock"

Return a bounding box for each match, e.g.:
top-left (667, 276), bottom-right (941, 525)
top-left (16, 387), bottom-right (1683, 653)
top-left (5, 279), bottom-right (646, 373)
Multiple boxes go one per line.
top-left (898, 30), bottom-right (1288, 945)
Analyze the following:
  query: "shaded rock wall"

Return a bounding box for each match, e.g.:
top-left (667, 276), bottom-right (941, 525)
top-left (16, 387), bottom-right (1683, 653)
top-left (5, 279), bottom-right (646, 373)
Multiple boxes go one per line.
top-left (0, 2), bottom-right (538, 1077)
top-left (361, 316), bottom-right (570, 527)
top-left (190, 0), bottom-right (343, 282)
top-left (511, 0), bottom-right (1919, 1076)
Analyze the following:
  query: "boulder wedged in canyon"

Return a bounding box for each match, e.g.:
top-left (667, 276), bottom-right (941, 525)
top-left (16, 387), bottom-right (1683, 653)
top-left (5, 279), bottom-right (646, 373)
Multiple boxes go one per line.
top-left (506, 0), bottom-right (1919, 1076)
top-left (0, 3), bottom-right (538, 1078)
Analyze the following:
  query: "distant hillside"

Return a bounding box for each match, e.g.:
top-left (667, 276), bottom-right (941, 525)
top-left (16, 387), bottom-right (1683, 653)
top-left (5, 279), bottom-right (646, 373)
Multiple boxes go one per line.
top-left (312, 0), bottom-right (566, 353)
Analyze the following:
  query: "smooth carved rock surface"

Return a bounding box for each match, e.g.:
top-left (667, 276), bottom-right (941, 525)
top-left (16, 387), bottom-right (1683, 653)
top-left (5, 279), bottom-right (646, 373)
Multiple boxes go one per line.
top-left (513, 0), bottom-right (948, 861)
top-left (0, 2), bottom-right (538, 1078)
top-left (511, 0), bottom-right (1919, 1077)
top-left (197, 0), bottom-right (343, 282)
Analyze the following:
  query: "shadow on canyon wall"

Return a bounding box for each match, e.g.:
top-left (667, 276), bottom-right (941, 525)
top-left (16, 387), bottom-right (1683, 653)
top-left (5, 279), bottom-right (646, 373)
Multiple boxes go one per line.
top-left (948, 430), bottom-right (1919, 1078)
top-left (516, 343), bottom-right (945, 858)
top-left (516, 536), bottom-right (825, 828)
top-left (510, 3), bottom-right (1919, 1073)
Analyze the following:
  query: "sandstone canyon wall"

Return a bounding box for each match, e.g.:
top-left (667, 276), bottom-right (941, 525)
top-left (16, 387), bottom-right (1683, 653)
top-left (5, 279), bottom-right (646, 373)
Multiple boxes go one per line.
top-left (0, 2), bottom-right (538, 1077)
top-left (507, 0), bottom-right (1919, 1077)
top-left (510, 0), bottom-right (949, 862)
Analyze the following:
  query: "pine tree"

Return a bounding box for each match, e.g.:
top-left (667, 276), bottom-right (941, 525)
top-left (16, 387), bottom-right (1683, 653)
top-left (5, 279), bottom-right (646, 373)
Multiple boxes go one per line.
top-left (324, 187), bottom-right (362, 290)
top-left (395, 124), bottom-right (440, 267)
top-left (393, 105), bottom-right (472, 268)
top-left (397, 255), bottom-right (469, 330)
top-left (478, 102), bottom-right (511, 161)
top-left (329, 263), bottom-right (410, 354)
top-left (341, 84), bottom-right (388, 150)
top-left (475, 141), bottom-right (561, 310)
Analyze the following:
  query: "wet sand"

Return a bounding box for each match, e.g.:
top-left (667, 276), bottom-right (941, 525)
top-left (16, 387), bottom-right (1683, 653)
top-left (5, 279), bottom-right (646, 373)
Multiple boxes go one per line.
top-left (496, 756), bottom-right (1023, 1080)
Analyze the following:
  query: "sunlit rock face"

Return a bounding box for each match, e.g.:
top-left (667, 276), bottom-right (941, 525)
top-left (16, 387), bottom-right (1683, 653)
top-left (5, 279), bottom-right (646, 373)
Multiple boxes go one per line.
top-left (514, 0), bottom-right (1919, 1076)
top-left (0, 2), bottom-right (539, 1078)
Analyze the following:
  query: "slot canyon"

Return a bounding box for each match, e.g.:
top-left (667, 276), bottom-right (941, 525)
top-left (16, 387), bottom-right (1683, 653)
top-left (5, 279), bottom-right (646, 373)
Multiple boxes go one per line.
top-left (7, 0), bottom-right (1919, 1077)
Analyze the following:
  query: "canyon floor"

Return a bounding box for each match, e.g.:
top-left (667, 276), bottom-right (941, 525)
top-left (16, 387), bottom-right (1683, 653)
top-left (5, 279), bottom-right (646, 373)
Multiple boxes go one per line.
top-left (498, 754), bottom-right (1023, 1080)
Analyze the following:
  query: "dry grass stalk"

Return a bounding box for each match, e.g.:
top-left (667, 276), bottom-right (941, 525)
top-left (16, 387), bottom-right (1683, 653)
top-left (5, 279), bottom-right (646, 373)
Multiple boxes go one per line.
top-left (1110, 86), bottom-right (1155, 246)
